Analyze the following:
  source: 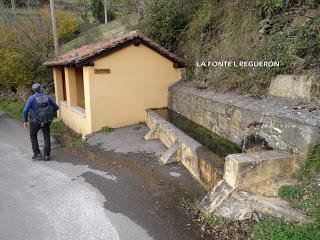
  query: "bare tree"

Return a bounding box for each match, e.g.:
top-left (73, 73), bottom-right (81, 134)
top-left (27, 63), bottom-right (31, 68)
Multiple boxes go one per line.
top-left (104, 0), bottom-right (108, 24)
top-left (11, 0), bottom-right (15, 10)
top-left (70, 0), bottom-right (89, 25)
top-left (49, 0), bottom-right (59, 56)
top-left (137, 0), bottom-right (145, 19)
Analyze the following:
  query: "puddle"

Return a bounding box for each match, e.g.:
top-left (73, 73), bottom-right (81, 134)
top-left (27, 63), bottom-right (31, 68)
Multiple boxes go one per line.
top-left (169, 171), bottom-right (182, 178)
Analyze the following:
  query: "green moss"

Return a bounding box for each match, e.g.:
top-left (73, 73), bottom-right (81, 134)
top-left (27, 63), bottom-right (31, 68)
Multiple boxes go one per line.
top-left (154, 108), bottom-right (242, 157)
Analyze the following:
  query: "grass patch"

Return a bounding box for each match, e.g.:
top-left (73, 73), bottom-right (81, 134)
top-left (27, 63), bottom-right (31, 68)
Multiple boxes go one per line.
top-left (252, 218), bottom-right (320, 240)
top-left (51, 119), bottom-right (69, 137)
top-left (51, 119), bottom-right (84, 149)
top-left (278, 185), bottom-right (304, 201)
top-left (61, 20), bottom-right (126, 53)
top-left (100, 126), bottom-right (113, 133)
top-left (252, 144), bottom-right (320, 239)
top-left (0, 99), bottom-right (24, 121)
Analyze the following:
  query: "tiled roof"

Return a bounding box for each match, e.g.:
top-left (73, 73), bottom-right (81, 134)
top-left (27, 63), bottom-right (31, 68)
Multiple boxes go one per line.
top-left (44, 30), bottom-right (185, 68)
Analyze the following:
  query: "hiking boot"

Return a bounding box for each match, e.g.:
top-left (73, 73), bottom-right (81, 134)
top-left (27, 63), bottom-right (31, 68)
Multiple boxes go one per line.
top-left (43, 155), bottom-right (50, 161)
top-left (32, 153), bottom-right (42, 160)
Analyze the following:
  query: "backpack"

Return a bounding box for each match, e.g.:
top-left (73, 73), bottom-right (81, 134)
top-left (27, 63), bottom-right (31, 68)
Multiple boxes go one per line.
top-left (35, 95), bottom-right (53, 124)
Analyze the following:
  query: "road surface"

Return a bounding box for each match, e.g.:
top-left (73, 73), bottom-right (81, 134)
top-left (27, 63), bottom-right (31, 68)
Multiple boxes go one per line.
top-left (0, 110), bottom-right (202, 240)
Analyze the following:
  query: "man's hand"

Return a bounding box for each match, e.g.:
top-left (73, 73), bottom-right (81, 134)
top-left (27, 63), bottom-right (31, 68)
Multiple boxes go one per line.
top-left (23, 122), bottom-right (29, 129)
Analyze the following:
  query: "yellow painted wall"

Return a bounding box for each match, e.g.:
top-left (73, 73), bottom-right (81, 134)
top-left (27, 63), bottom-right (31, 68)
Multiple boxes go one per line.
top-left (59, 103), bottom-right (91, 135)
top-left (53, 66), bottom-right (93, 136)
top-left (89, 44), bottom-right (182, 132)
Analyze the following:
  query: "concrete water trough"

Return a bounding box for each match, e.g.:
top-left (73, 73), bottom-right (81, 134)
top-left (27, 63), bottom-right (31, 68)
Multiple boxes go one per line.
top-left (144, 108), bottom-right (310, 222)
top-left (144, 108), bottom-right (236, 189)
top-left (144, 108), bottom-right (294, 190)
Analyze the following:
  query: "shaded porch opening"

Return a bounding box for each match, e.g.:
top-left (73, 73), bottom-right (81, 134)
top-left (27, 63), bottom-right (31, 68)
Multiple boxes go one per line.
top-left (61, 68), bottom-right (66, 101)
top-left (75, 67), bottom-right (85, 109)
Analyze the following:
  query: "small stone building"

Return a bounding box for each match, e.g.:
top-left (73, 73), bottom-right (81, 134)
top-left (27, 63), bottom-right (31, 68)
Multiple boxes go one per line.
top-left (44, 31), bottom-right (185, 135)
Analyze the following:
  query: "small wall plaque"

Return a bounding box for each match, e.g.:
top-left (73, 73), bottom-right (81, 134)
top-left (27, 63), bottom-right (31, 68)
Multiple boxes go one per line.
top-left (94, 69), bottom-right (111, 74)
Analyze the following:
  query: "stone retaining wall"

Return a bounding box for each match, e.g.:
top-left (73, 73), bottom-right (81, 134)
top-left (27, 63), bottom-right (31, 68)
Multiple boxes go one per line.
top-left (169, 83), bottom-right (320, 169)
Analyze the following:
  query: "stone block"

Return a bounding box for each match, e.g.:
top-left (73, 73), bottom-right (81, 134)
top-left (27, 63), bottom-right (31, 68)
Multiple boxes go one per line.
top-left (160, 142), bottom-right (179, 165)
top-left (207, 100), bottom-right (226, 115)
top-left (144, 124), bottom-right (159, 140)
top-left (197, 146), bottom-right (224, 189)
top-left (237, 191), bottom-right (312, 223)
top-left (224, 151), bottom-right (295, 191)
top-left (200, 180), bottom-right (234, 213)
top-left (269, 75), bottom-right (313, 102)
top-left (213, 194), bottom-right (252, 221)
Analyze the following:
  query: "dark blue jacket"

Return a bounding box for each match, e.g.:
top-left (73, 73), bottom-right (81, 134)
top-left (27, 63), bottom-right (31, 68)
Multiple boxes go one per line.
top-left (23, 92), bottom-right (59, 122)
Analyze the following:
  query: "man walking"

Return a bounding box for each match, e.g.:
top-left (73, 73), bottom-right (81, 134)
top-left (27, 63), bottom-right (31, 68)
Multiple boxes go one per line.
top-left (23, 83), bottom-right (59, 160)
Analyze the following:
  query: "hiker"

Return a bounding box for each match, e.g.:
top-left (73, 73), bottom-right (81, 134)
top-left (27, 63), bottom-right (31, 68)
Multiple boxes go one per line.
top-left (23, 83), bottom-right (59, 160)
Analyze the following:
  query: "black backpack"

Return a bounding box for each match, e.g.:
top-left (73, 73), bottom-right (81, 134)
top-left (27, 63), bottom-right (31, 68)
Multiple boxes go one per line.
top-left (35, 95), bottom-right (53, 124)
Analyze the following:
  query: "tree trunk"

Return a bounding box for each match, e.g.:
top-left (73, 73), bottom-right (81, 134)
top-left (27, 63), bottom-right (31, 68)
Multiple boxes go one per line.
top-left (104, 0), bottom-right (108, 24)
top-left (81, 0), bottom-right (89, 25)
top-left (49, 0), bottom-right (59, 56)
top-left (137, 0), bottom-right (145, 19)
top-left (11, 0), bottom-right (15, 10)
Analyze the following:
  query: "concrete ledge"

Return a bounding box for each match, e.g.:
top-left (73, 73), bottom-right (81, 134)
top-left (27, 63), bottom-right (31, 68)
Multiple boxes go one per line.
top-left (60, 100), bottom-right (68, 107)
top-left (269, 75), bottom-right (313, 102)
top-left (70, 106), bottom-right (86, 118)
top-left (145, 109), bottom-right (224, 189)
top-left (224, 151), bottom-right (295, 194)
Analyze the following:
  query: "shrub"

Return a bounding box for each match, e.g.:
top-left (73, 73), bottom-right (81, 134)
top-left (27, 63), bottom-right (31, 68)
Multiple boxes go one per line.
top-left (293, 17), bottom-right (320, 69)
top-left (40, 8), bottom-right (79, 43)
top-left (0, 8), bottom-right (79, 90)
top-left (286, 0), bottom-right (320, 7)
top-left (140, 0), bottom-right (201, 51)
top-left (0, 26), bottom-right (35, 89)
top-left (255, 33), bottom-right (294, 77)
top-left (255, 0), bottom-right (284, 17)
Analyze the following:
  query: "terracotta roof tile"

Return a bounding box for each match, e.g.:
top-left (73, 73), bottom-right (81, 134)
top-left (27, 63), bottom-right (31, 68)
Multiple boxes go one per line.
top-left (44, 30), bottom-right (185, 68)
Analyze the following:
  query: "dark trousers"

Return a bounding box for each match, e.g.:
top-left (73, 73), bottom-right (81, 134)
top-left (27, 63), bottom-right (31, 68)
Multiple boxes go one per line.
top-left (30, 121), bottom-right (51, 156)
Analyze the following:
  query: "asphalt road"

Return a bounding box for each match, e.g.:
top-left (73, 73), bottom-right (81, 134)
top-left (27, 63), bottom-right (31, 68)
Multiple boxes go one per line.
top-left (0, 110), bottom-right (202, 240)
